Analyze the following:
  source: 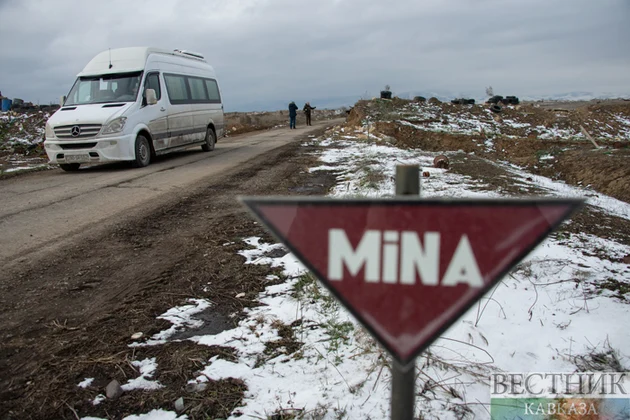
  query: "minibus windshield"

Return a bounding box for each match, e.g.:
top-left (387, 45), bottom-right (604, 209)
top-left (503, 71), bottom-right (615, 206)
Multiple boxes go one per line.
top-left (64, 72), bottom-right (143, 105)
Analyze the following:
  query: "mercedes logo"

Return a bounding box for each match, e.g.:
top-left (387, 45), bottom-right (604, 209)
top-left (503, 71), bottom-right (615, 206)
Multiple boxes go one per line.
top-left (71, 125), bottom-right (81, 137)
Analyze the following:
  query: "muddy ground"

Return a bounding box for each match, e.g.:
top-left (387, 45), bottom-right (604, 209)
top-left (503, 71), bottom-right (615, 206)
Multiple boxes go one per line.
top-left (2, 99), bottom-right (630, 419)
top-left (0, 126), bottom-right (336, 419)
top-left (384, 126), bottom-right (630, 203)
top-left (348, 99), bottom-right (630, 204)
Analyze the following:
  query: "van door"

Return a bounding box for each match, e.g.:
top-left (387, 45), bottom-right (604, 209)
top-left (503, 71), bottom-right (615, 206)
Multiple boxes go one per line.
top-left (142, 72), bottom-right (169, 152)
top-left (163, 73), bottom-right (193, 148)
top-left (187, 76), bottom-right (211, 143)
top-left (204, 78), bottom-right (225, 138)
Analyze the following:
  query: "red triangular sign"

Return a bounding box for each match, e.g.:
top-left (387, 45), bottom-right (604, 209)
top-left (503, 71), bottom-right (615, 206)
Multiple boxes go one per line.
top-left (241, 197), bottom-right (583, 365)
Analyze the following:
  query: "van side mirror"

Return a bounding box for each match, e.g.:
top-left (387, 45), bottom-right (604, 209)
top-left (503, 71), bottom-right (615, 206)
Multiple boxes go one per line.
top-left (60, 95), bottom-right (67, 106)
top-left (145, 89), bottom-right (157, 105)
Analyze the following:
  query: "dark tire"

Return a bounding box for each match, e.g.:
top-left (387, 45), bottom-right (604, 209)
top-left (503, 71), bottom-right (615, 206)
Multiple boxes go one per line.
top-left (132, 134), bottom-right (151, 168)
top-left (59, 163), bottom-right (80, 172)
top-left (201, 127), bottom-right (216, 152)
top-left (490, 104), bottom-right (502, 113)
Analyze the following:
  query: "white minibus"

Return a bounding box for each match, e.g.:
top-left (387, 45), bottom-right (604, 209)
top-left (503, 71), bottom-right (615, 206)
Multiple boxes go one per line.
top-left (44, 47), bottom-right (225, 171)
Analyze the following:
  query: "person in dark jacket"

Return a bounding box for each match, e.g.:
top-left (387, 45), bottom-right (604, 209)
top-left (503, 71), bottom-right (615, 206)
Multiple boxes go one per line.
top-left (303, 102), bottom-right (316, 126)
top-left (288, 101), bottom-right (298, 129)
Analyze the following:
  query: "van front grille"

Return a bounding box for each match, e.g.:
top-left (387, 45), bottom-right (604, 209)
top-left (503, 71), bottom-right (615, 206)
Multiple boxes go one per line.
top-left (55, 124), bottom-right (102, 139)
top-left (59, 143), bottom-right (97, 150)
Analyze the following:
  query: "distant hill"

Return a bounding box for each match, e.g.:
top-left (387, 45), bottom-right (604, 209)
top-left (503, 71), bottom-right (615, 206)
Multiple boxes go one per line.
top-left (224, 90), bottom-right (630, 112)
top-left (519, 91), bottom-right (630, 102)
top-left (400, 90), bottom-right (629, 103)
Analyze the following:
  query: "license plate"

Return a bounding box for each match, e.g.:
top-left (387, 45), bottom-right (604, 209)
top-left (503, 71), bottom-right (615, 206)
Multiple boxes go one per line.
top-left (65, 154), bottom-right (90, 163)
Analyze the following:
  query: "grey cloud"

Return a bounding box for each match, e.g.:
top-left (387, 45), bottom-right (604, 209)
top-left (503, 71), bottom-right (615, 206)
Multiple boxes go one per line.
top-left (1, 0), bottom-right (628, 110)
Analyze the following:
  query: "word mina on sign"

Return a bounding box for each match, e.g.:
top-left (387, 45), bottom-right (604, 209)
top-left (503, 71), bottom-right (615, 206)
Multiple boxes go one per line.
top-left (328, 229), bottom-right (482, 287)
top-left (241, 197), bottom-right (584, 364)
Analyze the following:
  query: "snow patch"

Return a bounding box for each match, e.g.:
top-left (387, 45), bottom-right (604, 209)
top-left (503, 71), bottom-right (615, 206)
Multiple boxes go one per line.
top-left (121, 358), bottom-right (163, 391)
top-left (130, 299), bottom-right (212, 346)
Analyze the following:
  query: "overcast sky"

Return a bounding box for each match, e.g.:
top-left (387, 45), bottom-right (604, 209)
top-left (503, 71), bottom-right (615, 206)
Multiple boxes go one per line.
top-left (1, 0), bottom-right (628, 111)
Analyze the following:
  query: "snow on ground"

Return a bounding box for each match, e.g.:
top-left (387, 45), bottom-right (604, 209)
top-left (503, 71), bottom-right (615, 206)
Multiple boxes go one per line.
top-left (121, 358), bottom-right (163, 391)
top-left (237, 236), bottom-right (304, 276)
top-left (614, 115), bottom-right (630, 138)
top-left (383, 101), bottom-right (630, 141)
top-left (121, 411), bottom-right (186, 420)
top-left (189, 262), bottom-right (385, 418)
top-left (78, 378), bottom-right (94, 389)
top-left (81, 126), bottom-right (630, 419)
top-left (1, 164), bottom-right (51, 173)
top-left (130, 299), bottom-right (213, 346)
top-left (83, 410), bottom-right (184, 420)
top-left (311, 139), bottom-right (500, 201)
top-left (90, 394), bottom-right (106, 406)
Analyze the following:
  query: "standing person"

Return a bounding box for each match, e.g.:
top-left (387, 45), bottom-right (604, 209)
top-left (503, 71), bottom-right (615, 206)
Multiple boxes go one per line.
top-left (303, 102), bottom-right (316, 126)
top-left (288, 101), bottom-right (298, 129)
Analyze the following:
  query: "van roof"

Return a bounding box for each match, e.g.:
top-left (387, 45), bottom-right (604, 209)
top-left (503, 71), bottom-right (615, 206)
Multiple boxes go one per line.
top-left (77, 47), bottom-right (207, 77)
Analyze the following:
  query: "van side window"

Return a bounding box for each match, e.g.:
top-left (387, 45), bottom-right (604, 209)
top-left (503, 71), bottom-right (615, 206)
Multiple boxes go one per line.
top-left (145, 73), bottom-right (161, 101)
top-left (163, 73), bottom-right (221, 105)
top-left (204, 79), bottom-right (221, 103)
top-left (164, 74), bottom-right (190, 104)
top-left (188, 77), bottom-right (209, 102)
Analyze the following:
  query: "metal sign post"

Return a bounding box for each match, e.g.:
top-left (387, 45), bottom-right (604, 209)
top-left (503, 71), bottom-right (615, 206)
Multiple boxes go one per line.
top-left (391, 359), bottom-right (416, 420)
top-left (391, 165), bottom-right (420, 420)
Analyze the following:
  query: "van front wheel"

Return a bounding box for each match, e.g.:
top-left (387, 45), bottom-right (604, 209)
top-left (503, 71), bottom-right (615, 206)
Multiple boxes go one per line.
top-left (201, 127), bottom-right (215, 152)
top-left (132, 134), bottom-right (151, 168)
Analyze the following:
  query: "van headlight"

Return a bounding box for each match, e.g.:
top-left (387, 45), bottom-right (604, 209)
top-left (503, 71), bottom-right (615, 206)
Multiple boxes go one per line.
top-left (45, 122), bottom-right (55, 139)
top-left (102, 117), bottom-right (127, 134)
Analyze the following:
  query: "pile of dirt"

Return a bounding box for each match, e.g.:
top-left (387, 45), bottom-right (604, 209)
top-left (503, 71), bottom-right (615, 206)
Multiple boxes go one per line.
top-left (549, 149), bottom-right (630, 203)
top-left (350, 98), bottom-right (630, 142)
top-left (345, 100), bottom-right (369, 127)
top-left (0, 111), bottom-right (49, 158)
top-left (345, 98), bottom-right (410, 128)
top-left (225, 110), bottom-right (286, 135)
top-left (345, 98), bottom-right (630, 203)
